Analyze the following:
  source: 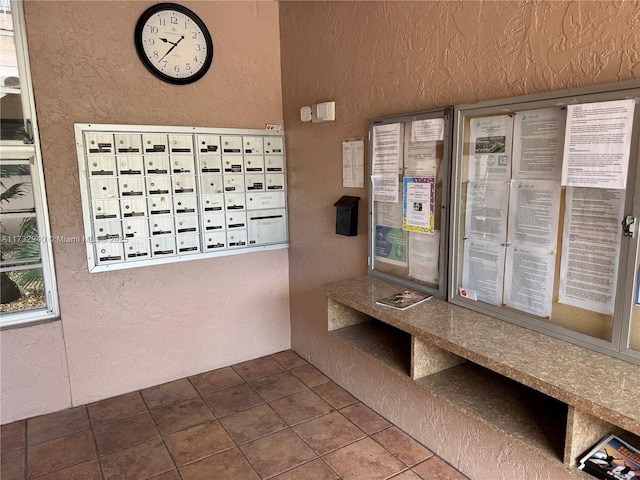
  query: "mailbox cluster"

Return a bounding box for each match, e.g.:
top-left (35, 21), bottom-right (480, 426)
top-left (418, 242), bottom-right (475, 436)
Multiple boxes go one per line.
top-left (75, 125), bottom-right (287, 272)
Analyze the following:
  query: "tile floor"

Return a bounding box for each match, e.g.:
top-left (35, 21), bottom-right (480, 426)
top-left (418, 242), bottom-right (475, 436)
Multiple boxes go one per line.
top-left (1, 350), bottom-right (469, 480)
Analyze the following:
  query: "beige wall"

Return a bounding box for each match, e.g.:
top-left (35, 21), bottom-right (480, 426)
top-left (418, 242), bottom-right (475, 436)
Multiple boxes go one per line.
top-left (280, 2), bottom-right (639, 479)
top-left (1, 0), bottom-right (288, 423)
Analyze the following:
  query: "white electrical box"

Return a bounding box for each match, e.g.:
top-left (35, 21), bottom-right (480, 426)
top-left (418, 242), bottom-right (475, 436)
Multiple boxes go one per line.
top-left (75, 124), bottom-right (288, 273)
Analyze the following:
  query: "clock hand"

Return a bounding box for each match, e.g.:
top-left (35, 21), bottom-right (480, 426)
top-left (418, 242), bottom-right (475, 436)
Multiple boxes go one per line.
top-left (157, 35), bottom-right (184, 63)
top-left (159, 37), bottom-right (177, 46)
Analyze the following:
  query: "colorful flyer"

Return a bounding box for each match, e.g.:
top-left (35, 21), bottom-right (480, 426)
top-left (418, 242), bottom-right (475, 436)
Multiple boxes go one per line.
top-left (402, 177), bottom-right (435, 234)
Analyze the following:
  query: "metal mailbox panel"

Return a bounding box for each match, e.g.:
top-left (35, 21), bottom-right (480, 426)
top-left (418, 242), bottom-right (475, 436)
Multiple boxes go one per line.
top-left (172, 176), bottom-right (197, 195)
top-left (92, 199), bottom-right (120, 221)
top-left (146, 176), bottom-right (171, 195)
top-left (266, 174), bottom-right (285, 191)
top-left (200, 174), bottom-right (224, 195)
top-left (226, 211), bottom-right (247, 230)
top-left (124, 239), bottom-right (151, 261)
top-left (202, 213), bottom-right (225, 231)
top-left (149, 217), bottom-right (175, 236)
top-left (245, 174), bottom-right (265, 192)
top-left (224, 174), bottom-right (245, 193)
top-left (115, 134), bottom-right (142, 154)
top-left (221, 136), bottom-right (242, 154)
top-left (265, 155), bottom-right (284, 172)
top-left (248, 209), bottom-right (287, 246)
top-left (122, 218), bottom-right (149, 239)
top-left (121, 197), bottom-right (147, 218)
top-left (142, 134), bottom-right (168, 154)
top-left (171, 156), bottom-right (195, 175)
top-left (117, 156), bottom-right (144, 176)
top-left (244, 156), bottom-right (264, 173)
top-left (204, 231), bottom-right (226, 251)
top-left (199, 156), bottom-right (222, 173)
top-left (264, 137), bottom-right (283, 154)
top-left (145, 156), bottom-right (170, 175)
top-left (169, 134), bottom-right (193, 154)
top-left (226, 230), bottom-right (248, 248)
top-left (148, 196), bottom-right (173, 216)
top-left (173, 195), bottom-right (198, 215)
top-left (243, 136), bottom-right (264, 155)
top-left (90, 178), bottom-right (119, 199)
top-left (176, 234), bottom-right (201, 254)
top-left (88, 156), bottom-right (117, 176)
top-left (95, 242), bottom-right (124, 264)
top-left (247, 191), bottom-right (286, 210)
top-left (223, 155), bottom-right (244, 174)
top-left (85, 133), bottom-right (114, 154)
top-left (224, 193), bottom-right (245, 211)
top-left (94, 220), bottom-right (123, 242)
top-left (151, 237), bottom-right (176, 257)
top-left (118, 177), bottom-right (146, 197)
top-left (201, 194), bottom-right (224, 213)
top-left (175, 215), bottom-right (200, 234)
top-left (197, 135), bottom-right (221, 154)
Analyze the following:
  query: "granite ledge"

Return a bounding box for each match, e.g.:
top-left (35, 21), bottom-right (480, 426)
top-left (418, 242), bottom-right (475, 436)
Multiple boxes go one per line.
top-left (323, 276), bottom-right (640, 436)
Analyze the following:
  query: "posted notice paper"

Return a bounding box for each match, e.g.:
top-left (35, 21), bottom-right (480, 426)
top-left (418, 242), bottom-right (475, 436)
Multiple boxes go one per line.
top-left (465, 181), bottom-right (510, 242)
top-left (558, 187), bottom-right (625, 315)
top-left (409, 230), bottom-right (440, 285)
top-left (468, 115), bottom-right (514, 183)
top-left (561, 99), bottom-right (635, 190)
top-left (342, 140), bottom-right (364, 188)
top-left (372, 123), bottom-right (402, 202)
top-left (411, 118), bottom-right (445, 142)
top-left (403, 177), bottom-right (435, 234)
top-left (504, 245), bottom-right (555, 318)
top-left (404, 126), bottom-right (437, 176)
top-left (375, 226), bottom-right (407, 267)
top-left (462, 238), bottom-right (506, 306)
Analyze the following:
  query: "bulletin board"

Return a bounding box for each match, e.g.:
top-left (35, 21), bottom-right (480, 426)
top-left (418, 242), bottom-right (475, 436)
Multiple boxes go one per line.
top-left (448, 81), bottom-right (640, 364)
top-left (368, 107), bottom-right (452, 299)
top-left (74, 123), bottom-right (287, 273)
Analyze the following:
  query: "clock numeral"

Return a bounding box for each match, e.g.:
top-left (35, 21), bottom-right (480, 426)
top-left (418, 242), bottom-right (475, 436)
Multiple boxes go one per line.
top-left (161, 61), bottom-right (168, 70)
top-left (193, 56), bottom-right (199, 63)
top-left (159, 18), bottom-right (165, 26)
top-left (152, 51), bottom-right (159, 58)
top-left (148, 25), bottom-right (158, 34)
top-left (174, 65), bottom-right (180, 73)
top-left (185, 63), bottom-right (191, 71)
top-left (171, 16), bottom-right (178, 25)
top-left (148, 38), bottom-right (155, 45)
top-left (195, 44), bottom-right (202, 51)
top-left (191, 32), bottom-right (198, 39)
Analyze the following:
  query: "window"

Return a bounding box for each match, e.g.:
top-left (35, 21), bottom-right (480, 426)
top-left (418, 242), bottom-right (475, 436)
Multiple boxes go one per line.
top-left (1, 0), bottom-right (59, 326)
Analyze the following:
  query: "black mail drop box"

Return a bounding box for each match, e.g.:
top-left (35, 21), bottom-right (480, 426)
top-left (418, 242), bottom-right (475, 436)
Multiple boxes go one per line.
top-left (334, 196), bottom-right (360, 236)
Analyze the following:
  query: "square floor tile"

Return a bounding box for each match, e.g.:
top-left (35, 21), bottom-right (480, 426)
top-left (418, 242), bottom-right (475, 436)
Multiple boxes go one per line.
top-left (290, 364), bottom-right (330, 388)
top-left (87, 392), bottom-right (147, 426)
top-left (324, 437), bottom-right (406, 480)
top-left (232, 355), bottom-right (285, 382)
top-left (202, 382), bottom-right (264, 417)
top-left (150, 397), bottom-right (214, 435)
top-left (27, 406), bottom-right (90, 446)
top-left (179, 447), bottom-right (259, 480)
top-left (340, 402), bottom-right (391, 435)
top-left (372, 426), bottom-right (432, 467)
top-left (219, 404), bottom-right (287, 445)
top-left (412, 457), bottom-right (468, 480)
top-left (93, 412), bottom-right (159, 456)
top-left (271, 350), bottom-right (308, 369)
top-left (28, 459), bottom-right (102, 480)
top-left (250, 371), bottom-right (307, 402)
top-left (1, 449), bottom-right (25, 480)
top-left (270, 389), bottom-right (333, 426)
top-left (313, 382), bottom-right (358, 409)
top-left (189, 367), bottom-right (244, 395)
top-left (240, 428), bottom-right (317, 479)
top-left (272, 458), bottom-right (339, 480)
top-left (293, 411), bottom-right (365, 455)
top-left (164, 420), bottom-right (234, 466)
top-left (27, 429), bottom-right (96, 477)
top-left (141, 378), bottom-right (198, 409)
top-left (100, 439), bottom-right (175, 480)
top-left (1, 420), bottom-right (25, 453)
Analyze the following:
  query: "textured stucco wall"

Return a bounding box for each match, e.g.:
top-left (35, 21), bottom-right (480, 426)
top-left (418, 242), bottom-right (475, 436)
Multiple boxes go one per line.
top-left (1, 0), bottom-right (287, 423)
top-left (280, 2), bottom-right (639, 479)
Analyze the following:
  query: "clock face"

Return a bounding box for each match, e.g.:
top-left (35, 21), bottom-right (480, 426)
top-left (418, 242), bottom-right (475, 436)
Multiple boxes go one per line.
top-left (135, 3), bottom-right (213, 85)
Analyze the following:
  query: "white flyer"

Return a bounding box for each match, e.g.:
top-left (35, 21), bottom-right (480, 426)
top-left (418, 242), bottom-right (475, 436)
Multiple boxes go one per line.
top-left (409, 230), bottom-right (440, 285)
top-left (468, 115), bottom-right (514, 183)
top-left (411, 118), bottom-right (444, 142)
top-left (504, 245), bottom-right (555, 318)
top-left (464, 181), bottom-right (510, 242)
top-left (342, 140), bottom-right (364, 188)
top-left (404, 125), bottom-right (437, 176)
top-left (462, 238), bottom-right (506, 306)
top-left (372, 123), bottom-right (402, 202)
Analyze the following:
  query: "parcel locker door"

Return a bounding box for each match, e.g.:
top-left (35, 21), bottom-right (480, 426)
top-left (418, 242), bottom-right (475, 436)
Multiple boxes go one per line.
top-left (124, 239), bottom-right (151, 261)
top-left (88, 156), bottom-right (116, 176)
top-left (248, 209), bottom-right (287, 245)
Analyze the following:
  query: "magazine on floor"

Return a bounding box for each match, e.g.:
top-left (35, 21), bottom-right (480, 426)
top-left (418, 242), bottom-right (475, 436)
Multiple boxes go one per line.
top-left (376, 290), bottom-right (432, 310)
top-left (578, 434), bottom-right (640, 479)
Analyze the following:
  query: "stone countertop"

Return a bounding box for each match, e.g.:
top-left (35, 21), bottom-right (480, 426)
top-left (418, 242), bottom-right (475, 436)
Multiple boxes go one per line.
top-left (323, 276), bottom-right (640, 436)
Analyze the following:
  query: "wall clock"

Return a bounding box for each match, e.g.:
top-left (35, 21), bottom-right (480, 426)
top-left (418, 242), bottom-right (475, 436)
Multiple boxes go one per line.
top-left (135, 3), bottom-right (213, 85)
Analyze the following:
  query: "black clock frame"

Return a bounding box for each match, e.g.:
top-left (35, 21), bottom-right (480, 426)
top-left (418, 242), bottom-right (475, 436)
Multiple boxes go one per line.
top-left (134, 3), bottom-right (214, 85)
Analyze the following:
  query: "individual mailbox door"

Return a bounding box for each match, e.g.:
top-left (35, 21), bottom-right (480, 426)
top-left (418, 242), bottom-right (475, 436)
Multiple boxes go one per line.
top-left (244, 156), bottom-right (264, 173)
top-left (90, 178), bottom-right (119, 199)
top-left (114, 133), bottom-right (142, 154)
top-left (222, 155), bottom-right (243, 173)
top-left (88, 157), bottom-right (116, 176)
top-left (243, 136), bottom-right (263, 155)
top-left (142, 134), bottom-right (168, 154)
top-left (204, 231), bottom-right (226, 251)
top-left (176, 234), bottom-right (200, 254)
top-left (92, 199), bottom-right (120, 221)
top-left (174, 196), bottom-right (198, 215)
top-left (148, 196), bottom-right (173, 216)
top-left (94, 242), bottom-right (124, 264)
top-left (199, 156), bottom-right (222, 173)
top-left (221, 136), bottom-right (242, 154)
top-left (122, 218), bottom-right (149, 239)
top-left (266, 174), bottom-right (285, 191)
top-left (202, 213), bottom-right (225, 231)
top-left (171, 156), bottom-right (195, 174)
top-left (121, 198), bottom-right (147, 218)
top-left (145, 156), bottom-right (170, 175)
top-left (172, 176), bottom-right (197, 194)
top-left (175, 215), bottom-right (199, 234)
top-left (264, 137), bottom-right (283, 154)
top-left (85, 133), bottom-right (114, 154)
top-left (227, 230), bottom-right (248, 248)
top-left (94, 220), bottom-right (122, 242)
top-left (149, 217), bottom-right (174, 236)
top-left (124, 239), bottom-right (151, 260)
top-left (197, 134), bottom-right (221, 154)
top-left (224, 174), bottom-right (245, 193)
top-left (245, 174), bottom-right (265, 192)
top-left (247, 191), bottom-right (286, 210)
top-left (226, 211), bottom-right (247, 229)
top-left (146, 176), bottom-right (171, 195)
top-left (248, 209), bottom-right (287, 245)
top-left (224, 193), bottom-right (245, 211)
top-left (200, 175), bottom-right (224, 195)
top-left (117, 156), bottom-right (144, 175)
top-left (118, 177), bottom-right (145, 197)
top-left (201, 194), bottom-right (224, 213)
top-left (169, 134), bottom-right (193, 154)
top-left (265, 155), bottom-right (284, 172)
top-left (152, 237), bottom-right (176, 257)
